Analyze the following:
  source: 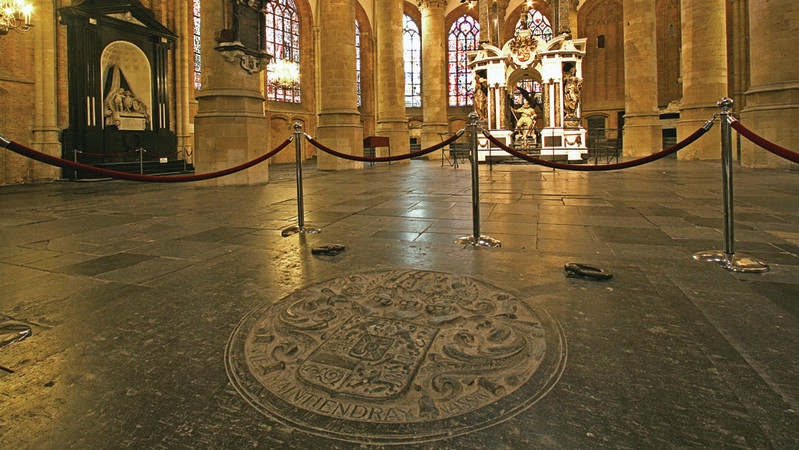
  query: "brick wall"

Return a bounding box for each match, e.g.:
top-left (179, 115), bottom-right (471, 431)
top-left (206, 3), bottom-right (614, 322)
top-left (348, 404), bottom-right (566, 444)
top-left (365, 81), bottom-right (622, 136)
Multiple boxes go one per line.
top-left (0, 31), bottom-right (36, 184)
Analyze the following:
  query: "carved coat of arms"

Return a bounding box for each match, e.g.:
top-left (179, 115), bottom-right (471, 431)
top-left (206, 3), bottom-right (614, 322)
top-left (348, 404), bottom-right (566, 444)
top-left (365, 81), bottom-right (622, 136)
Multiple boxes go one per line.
top-left (509, 31), bottom-right (540, 68)
top-left (298, 316), bottom-right (438, 399)
top-left (226, 270), bottom-right (566, 445)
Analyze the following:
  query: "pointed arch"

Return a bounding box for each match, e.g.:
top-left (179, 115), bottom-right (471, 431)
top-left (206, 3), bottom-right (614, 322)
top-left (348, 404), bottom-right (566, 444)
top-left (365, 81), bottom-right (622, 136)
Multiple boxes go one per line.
top-left (446, 14), bottom-right (480, 107)
top-left (503, 2), bottom-right (553, 44)
top-left (404, 14), bottom-right (422, 107)
top-left (265, 0), bottom-right (301, 103)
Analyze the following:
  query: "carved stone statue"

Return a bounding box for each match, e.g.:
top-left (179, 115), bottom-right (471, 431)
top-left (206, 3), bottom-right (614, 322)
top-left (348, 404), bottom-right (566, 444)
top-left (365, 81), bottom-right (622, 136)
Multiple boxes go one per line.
top-left (473, 73), bottom-right (488, 121)
top-left (563, 67), bottom-right (582, 120)
top-left (514, 100), bottom-right (537, 141)
top-left (103, 66), bottom-right (150, 129)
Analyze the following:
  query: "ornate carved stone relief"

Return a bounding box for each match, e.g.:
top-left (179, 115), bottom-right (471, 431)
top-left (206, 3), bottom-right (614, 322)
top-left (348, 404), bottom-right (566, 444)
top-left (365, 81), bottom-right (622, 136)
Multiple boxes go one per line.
top-left (216, 42), bottom-right (271, 74)
top-left (226, 270), bottom-right (566, 444)
top-left (416, 0), bottom-right (447, 12)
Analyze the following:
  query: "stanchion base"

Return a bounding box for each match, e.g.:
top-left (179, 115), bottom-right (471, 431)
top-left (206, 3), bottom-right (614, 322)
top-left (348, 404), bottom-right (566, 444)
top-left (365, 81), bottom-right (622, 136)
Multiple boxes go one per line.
top-left (454, 235), bottom-right (502, 247)
top-left (281, 225), bottom-right (321, 237)
top-left (693, 251), bottom-right (769, 273)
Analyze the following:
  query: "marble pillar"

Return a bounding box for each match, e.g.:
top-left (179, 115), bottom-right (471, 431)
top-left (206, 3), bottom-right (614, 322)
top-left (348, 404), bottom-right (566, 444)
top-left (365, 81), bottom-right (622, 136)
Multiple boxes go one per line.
top-left (31, 0), bottom-right (61, 180)
top-left (622, 0), bottom-right (661, 156)
top-left (316, 0), bottom-right (363, 171)
top-left (194, 0), bottom-right (269, 185)
top-left (741, 0), bottom-right (799, 168)
top-left (375, 0), bottom-right (410, 162)
top-left (478, 0), bottom-right (509, 47)
top-left (418, 0), bottom-right (448, 156)
top-left (551, 0), bottom-right (572, 34)
top-left (677, 0), bottom-right (728, 160)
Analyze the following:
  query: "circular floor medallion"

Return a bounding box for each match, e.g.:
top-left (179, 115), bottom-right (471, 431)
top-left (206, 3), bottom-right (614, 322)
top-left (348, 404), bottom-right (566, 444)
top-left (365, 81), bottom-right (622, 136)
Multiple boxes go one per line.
top-left (226, 270), bottom-right (566, 445)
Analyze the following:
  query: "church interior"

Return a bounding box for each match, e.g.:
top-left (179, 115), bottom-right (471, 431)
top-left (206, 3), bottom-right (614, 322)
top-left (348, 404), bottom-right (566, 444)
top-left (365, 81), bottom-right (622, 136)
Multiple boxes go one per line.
top-left (1, 0), bottom-right (798, 447)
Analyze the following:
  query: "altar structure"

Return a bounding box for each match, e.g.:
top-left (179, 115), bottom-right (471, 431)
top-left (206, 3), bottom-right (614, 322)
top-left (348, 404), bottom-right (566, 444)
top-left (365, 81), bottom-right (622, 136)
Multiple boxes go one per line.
top-left (468, 7), bottom-right (588, 162)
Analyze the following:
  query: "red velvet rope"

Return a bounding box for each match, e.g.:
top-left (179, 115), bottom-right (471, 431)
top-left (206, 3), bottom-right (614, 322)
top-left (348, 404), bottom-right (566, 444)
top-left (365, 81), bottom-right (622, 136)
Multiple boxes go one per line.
top-left (730, 118), bottom-right (799, 165)
top-left (482, 124), bottom-right (711, 171)
top-left (2, 137), bottom-right (293, 183)
top-left (305, 129), bottom-right (465, 163)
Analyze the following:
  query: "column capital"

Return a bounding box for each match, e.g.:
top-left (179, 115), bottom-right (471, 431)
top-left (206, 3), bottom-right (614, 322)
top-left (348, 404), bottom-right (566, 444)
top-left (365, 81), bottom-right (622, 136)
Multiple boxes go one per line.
top-left (417, 0), bottom-right (446, 13)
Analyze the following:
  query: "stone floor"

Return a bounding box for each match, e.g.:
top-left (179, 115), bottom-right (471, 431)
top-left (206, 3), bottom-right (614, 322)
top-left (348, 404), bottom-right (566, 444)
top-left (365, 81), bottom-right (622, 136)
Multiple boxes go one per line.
top-left (1, 158), bottom-right (799, 448)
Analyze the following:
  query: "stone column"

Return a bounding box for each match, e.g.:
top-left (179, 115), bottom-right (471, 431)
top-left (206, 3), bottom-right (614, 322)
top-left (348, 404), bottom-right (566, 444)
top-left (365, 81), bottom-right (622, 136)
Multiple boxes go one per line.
top-left (194, 0), bottom-right (269, 185)
top-left (622, 0), bottom-right (661, 156)
top-left (175, 0), bottom-right (193, 161)
top-left (418, 0), bottom-right (448, 156)
top-left (727, 0), bottom-right (749, 111)
top-left (31, 0), bottom-right (61, 180)
top-left (677, 0), bottom-right (728, 159)
top-left (375, 0), bottom-right (410, 162)
top-left (569, 0), bottom-right (579, 37)
top-left (741, 0), bottom-right (798, 168)
top-left (316, 0), bottom-right (363, 170)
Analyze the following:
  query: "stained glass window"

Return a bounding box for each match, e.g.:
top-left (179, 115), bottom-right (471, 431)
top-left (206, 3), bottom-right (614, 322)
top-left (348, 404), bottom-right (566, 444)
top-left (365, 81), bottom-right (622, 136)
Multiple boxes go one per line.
top-left (403, 15), bottom-right (421, 108)
top-left (193, 0), bottom-right (201, 90)
top-left (447, 15), bottom-right (480, 107)
top-left (517, 9), bottom-right (552, 42)
top-left (356, 20), bottom-right (361, 107)
top-left (513, 80), bottom-right (542, 106)
top-left (266, 0), bottom-right (301, 103)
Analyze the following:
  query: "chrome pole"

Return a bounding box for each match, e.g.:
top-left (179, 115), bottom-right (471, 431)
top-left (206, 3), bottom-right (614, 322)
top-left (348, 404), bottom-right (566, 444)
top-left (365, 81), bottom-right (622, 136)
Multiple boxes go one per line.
top-left (720, 100), bottom-right (735, 259)
top-left (295, 124), bottom-right (305, 229)
top-left (455, 113), bottom-right (500, 247)
top-left (282, 123), bottom-right (320, 237)
top-left (470, 114), bottom-right (481, 240)
top-left (139, 147), bottom-right (144, 175)
top-left (693, 98), bottom-right (768, 272)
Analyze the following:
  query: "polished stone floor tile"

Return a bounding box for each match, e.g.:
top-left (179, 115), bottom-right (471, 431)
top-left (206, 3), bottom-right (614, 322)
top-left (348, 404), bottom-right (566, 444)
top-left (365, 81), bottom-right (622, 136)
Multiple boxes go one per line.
top-left (1, 159), bottom-right (798, 448)
top-left (177, 226), bottom-right (260, 243)
top-left (58, 252), bottom-right (156, 276)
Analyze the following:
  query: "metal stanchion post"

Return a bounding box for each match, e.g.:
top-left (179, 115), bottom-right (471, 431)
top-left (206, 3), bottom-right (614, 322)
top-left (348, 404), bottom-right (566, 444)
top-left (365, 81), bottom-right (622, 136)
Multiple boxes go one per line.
top-left (455, 113), bottom-right (501, 247)
top-left (488, 136), bottom-right (493, 171)
top-left (139, 147), bottom-right (144, 175)
top-left (282, 123), bottom-right (321, 237)
top-left (693, 98), bottom-right (768, 272)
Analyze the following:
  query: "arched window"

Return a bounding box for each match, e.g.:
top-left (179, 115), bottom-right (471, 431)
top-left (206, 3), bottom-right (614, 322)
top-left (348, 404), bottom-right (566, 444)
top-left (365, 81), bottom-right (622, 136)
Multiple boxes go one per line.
top-left (403, 14), bottom-right (421, 108)
top-left (356, 20), bottom-right (361, 107)
top-left (193, 0), bottom-right (201, 89)
top-left (517, 9), bottom-right (552, 42)
top-left (448, 15), bottom-right (480, 106)
top-left (513, 80), bottom-right (542, 106)
top-left (265, 0), bottom-right (301, 103)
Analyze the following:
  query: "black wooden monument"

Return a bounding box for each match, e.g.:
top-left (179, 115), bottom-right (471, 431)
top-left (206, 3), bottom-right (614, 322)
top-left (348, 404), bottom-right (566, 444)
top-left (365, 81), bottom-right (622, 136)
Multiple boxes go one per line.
top-left (60, 0), bottom-right (178, 178)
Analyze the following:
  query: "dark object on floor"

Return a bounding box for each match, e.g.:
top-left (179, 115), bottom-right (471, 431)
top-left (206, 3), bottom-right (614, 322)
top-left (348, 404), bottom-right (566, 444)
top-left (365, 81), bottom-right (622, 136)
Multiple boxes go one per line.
top-left (0, 323), bottom-right (32, 349)
top-left (312, 244), bottom-right (346, 256)
top-left (565, 263), bottom-right (613, 281)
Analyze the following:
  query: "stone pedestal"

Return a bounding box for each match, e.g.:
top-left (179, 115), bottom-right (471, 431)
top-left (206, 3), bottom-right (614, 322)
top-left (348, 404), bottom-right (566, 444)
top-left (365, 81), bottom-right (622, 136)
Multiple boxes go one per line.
top-left (316, 0), bottom-right (363, 171)
top-left (194, 0), bottom-right (268, 186)
top-left (622, 0), bottom-right (661, 156)
top-left (677, 0), bottom-right (728, 160)
top-left (741, 0), bottom-right (799, 168)
top-left (375, 0), bottom-right (409, 164)
top-left (418, 0), bottom-right (448, 159)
